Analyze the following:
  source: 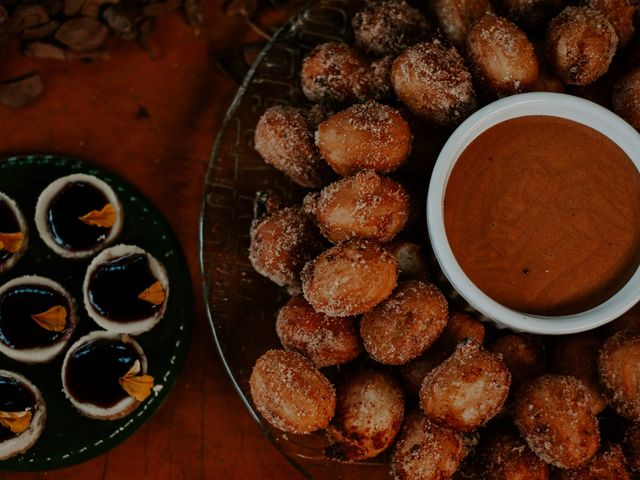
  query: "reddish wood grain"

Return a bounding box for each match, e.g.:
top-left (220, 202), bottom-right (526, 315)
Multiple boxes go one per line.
top-left (0, 5), bottom-right (300, 480)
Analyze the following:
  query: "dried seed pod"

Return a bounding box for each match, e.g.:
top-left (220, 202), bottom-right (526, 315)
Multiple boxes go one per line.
top-left (489, 332), bottom-right (545, 386)
top-left (361, 281), bottom-right (448, 365)
top-left (613, 67), bottom-right (640, 132)
top-left (276, 295), bottom-right (362, 368)
top-left (301, 240), bottom-right (398, 317)
top-left (11, 5), bottom-right (50, 33)
top-left (308, 171), bottom-right (410, 243)
top-left (391, 410), bottom-right (467, 480)
top-left (514, 375), bottom-right (600, 469)
top-left (22, 21), bottom-right (60, 40)
top-left (392, 40), bottom-right (476, 126)
top-left (598, 331), bottom-right (640, 420)
top-left (249, 349), bottom-right (336, 434)
top-left (430, 0), bottom-right (493, 47)
top-left (326, 369), bottom-right (404, 461)
top-left (55, 17), bottom-right (109, 52)
top-left (316, 101), bottom-right (412, 176)
top-left (420, 340), bottom-right (511, 432)
top-left (545, 6), bottom-right (618, 86)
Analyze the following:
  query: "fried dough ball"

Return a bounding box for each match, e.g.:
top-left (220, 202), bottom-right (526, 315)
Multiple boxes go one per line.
top-left (249, 207), bottom-right (326, 289)
top-left (557, 443), bottom-right (630, 480)
top-left (361, 281), bottom-right (449, 365)
top-left (430, 0), bottom-right (493, 47)
top-left (391, 410), bottom-right (467, 480)
top-left (496, 0), bottom-right (563, 30)
top-left (254, 105), bottom-right (332, 188)
top-left (326, 369), bottom-right (405, 461)
top-left (389, 241), bottom-right (430, 280)
top-left (275, 296), bottom-right (362, 368)
top-left (399, 312), bottom-right (485, 396)
top-left (392, 40), bottom-right (476, 127)
top-left (598, 331), bottom-right (640, 420)
top-left (478, 423), bottom-right (550, 480)
top-left (551, 333), bottom-right (607, 415)
top-left (352, 0), bottom-right (430, 57)
top-left (301, 240), bottom-right (397, 317)
top-left (514, 375), bottom-right (600, 469)
top-left (489, 333), bottom-right (545, 386)
top-left (585, 0), bottom-right (637, 47)
top-left (420, 340), bottom-right (511, 432)
top-left (545, 6), bottom-right (618, 86)
top-left (249, 349), bottom-right (336, 434)
top-left (305, 171), bottom-right (410, 243)
top-left (466, 14), bottom-right (539, 96)
top-left (613, 67), bottom-right (640, 131)
top-left (622, 422), bottom-right (640, 471)
top-left (301, 42), bottom-right (372, 105)
top-left (315, 101), bottom-right (412, 176)
top-left (370, 55), bottom-right (394, 99)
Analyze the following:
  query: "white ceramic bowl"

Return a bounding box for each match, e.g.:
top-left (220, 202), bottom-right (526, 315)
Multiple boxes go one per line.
top-left (427, 92), bottom-right (640, 335)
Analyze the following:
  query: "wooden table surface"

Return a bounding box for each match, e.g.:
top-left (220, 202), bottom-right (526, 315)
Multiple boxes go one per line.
top-left (0, 3), bottom-right (301, 479)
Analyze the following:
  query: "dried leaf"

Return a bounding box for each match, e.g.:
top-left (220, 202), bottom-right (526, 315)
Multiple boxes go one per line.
top-left (0, 410), bottom-right (32, 434)
top-left (11, 5), bottom-right (50, 33)
top-left (138, 281), bottom-right (166, 305)
top-left (24, 41), bottom-right (67, 60)
top-left (0, 73), bottom-right (43, 107)
top-left (0, 232), bottom-right (24, 253)
top-left (64, 0), bottom-right (87, 16)
top-left (22, 21), bottom-right (60, 40)
top-left (224, 0), bottom-right (257, 17)
top-left (184, 0), bottom-right (204, 28)
top-left (119, 360), bottom-right (154, 401)
top-left (143, 0), bottom-right (182, 16)
top-left (79, 203), bottom-right (116, 227)
top-left (55, 17), bottom-right (108, 52)
top-left (31, 305), bottom-right (67, 332)
top-left (81, 0), bottom-right (119, 18)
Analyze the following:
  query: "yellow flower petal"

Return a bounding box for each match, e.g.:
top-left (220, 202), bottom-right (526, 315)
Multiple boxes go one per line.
top-left (31, 305), bottom-right (67, 332)
top-left (0, 410), bottom-right (32, 434)
top-left (138, 281), bottom-right (166, 305)
top-left (79, 203), bottom-right (116, 228)
top-left (0, 232), bottom-right (24, 253)
top-left (119, 360), bottom-right (154, 401)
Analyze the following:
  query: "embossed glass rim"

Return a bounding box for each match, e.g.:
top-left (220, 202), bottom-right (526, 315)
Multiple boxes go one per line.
top-left (427, 92), bottom-right (640, 335)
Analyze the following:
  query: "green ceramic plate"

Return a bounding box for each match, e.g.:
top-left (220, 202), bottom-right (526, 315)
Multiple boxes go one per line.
top-left (0, 155), bottom-right (193, 471)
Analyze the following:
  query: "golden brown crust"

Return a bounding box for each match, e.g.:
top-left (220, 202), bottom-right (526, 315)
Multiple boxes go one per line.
top-left (545, 6), bottom-right (618, 86)
top-left (249, 207), bottom-right (326, 289)
top-left (420, 340), bottom-right (511, 432)
top-left (254, 105), bottom-right (332, 188)
top-left (598, 331), bottom-right (640, 420)
top-left (249, 349), bottom-right (336, 434)
top-left (489, 333), bottom-right (545, 386)
top-left (391, 40), bottom-right (476, 126)
top-left (557, 443), bottom-right (630, 480)
top-left (311, 171), bottom-right (410, 243)
top-left (361, 281), bottom-right (448, 365)
top-left (301, 240), bottom-right (397, 317)
top-left (316, 101), bottom-right (412, 176)
top-left (326, 369), bottom-right (405, 461)
top-left (388, 241), bottom-right (430, 281)
top-left (622, 422), bottom-right (640, 471)
top-left (612, 67), bottom-right (640, 132)
top-left (585, 0), bottom-right (637, 47)
top-left (496, 0), bottom-right (563, 30)
top-left (430, 0), bottom-right (493, 47)
top-left (276, 295), bottom-right (362, 368)
top-left (514, 375), bottom-right (600, 469)
top-left (466, 14), bottom-right (538, 96)
top-left (551, 333), bottom-right (607, 415)
top-left (301, 42), bottom-right (372, 105)
top-left (391, 410), bottom-right (467, 480)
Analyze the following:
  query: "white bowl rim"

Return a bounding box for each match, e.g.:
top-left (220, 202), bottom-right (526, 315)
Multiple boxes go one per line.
top-left (426, 92), bottom-right (640, 335)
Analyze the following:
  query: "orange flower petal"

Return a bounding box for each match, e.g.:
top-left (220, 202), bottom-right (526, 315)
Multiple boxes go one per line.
top-left (0, 232), bottom-right (24, 254)
top-left (119, 360), bottom-right (154, 401)
top-left (79, 203), bottom-right (116, 228)
top-left (0, 410), bottom-right (32, 434)
top-left (138, 281), bottom-right (166, 305)
top-left (31, 305), bottom-right (67, 332)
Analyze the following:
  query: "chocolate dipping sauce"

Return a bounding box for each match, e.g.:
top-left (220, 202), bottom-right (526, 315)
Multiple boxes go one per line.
top-left (444, 115), bottom-right (640, 315)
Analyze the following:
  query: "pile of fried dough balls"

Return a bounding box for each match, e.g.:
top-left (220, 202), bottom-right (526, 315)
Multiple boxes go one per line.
top-left (248, 0), bottom-right (640, 478)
